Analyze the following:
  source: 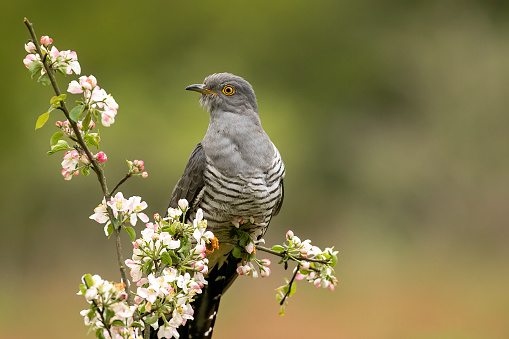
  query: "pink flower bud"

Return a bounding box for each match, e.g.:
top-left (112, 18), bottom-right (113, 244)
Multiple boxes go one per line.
top-left (260, 267), bottom-right (271, 278)
top-left (25, 41), bottom-right (36, 53)
top-left (178, 199), bottom-right (189, 211)
top-left (142, 171), bottom-right (148, 178)
top-left (314, 278), bottom-right (322, 289)
top-left (23, 54), bottom-right (37, 68)
top-left (133, 239), bottom-right (142, 249)
top-left (61, 168), bottom-right (72, 180)
top-left (295, 272), bottom-right (306, 280)
top-left (301, 262), bottom-right (310, 271)
top-left (260, 259), bottom-right (271, 267)
top-left (286, 230), bottom-right (294, 240)
top-left (300, 248), bottom-right (308, 258)
top-left (55, 121), bottom-right (63, 127)
top-left (40, 36), bottom-right (53, 47)
top-left (96, 151), bottom-right (107, 164)
top-left (80, 154), bottom-right (91, 165)
top-left (79, 75), bottom-right (97, 90)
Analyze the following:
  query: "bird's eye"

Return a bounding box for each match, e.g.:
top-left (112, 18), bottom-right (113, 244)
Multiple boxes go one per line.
top-left (222, 85), bottom-right (235, 96)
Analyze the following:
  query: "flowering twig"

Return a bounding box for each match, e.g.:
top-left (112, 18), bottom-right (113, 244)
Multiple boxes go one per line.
top-left (278, 263), bottom-right (300, 306)
top-left (24, 17), bottom-right (131, 304)
top-left (256, 244), bottom-right (331, 265)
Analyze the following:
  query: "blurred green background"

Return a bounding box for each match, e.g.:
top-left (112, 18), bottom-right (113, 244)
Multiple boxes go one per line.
top-left (2, 1), bottom-right (509, 338)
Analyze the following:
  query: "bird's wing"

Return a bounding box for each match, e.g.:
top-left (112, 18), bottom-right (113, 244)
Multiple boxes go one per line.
top-left (168, 142), bottom-right (206, 213)
top-left (272, 178), bottom-right (284, 217)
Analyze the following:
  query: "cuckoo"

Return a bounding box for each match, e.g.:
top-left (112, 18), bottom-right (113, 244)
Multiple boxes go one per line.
top-left (168, 73), bottom-right (285, 338)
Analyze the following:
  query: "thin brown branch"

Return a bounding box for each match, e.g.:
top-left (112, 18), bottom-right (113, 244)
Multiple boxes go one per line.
top-left (279, 263), bottom-right (299, 306)
top-left (256, 245), bottom-right (331, 265)
top-left (24, 18), bottom-right (132, 304)
top-left (111, 172), bottom-right (132, 196)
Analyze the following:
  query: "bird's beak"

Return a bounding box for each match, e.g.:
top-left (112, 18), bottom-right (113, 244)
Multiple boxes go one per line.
top-left (185, 84), bottom-right (218, 95)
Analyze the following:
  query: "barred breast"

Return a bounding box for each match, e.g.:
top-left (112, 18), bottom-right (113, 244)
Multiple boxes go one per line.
top-left (197, 145), bottom-right (285, 242)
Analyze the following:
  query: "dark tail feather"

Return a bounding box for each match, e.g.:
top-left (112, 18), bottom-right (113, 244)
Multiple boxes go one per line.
top-left (180, 254), bottom-right (240, 338)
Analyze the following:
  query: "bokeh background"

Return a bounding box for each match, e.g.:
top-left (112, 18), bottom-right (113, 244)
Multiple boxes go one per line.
top-left (2, 1), bottom-right (509, 338)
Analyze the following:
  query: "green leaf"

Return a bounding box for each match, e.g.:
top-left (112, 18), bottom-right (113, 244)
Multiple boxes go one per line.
top-left (238, 231), bottom-right (250, 246)
top-left (331, 253), bottom-right (338, 267)
top-left (131, 322), bottom-right (143, 328)
top-left (37, 73), bottom-right (51, 86)
top-left (50, 94), bottom-right (66, 105)
top-left (96, 327), bottom-right (106, 339)
top-left (289, 280), bottom-right (297, 296)
top-left (272, 245), bottom-right (285, 252)
top-left (84, 133), bottom-right (100, 148)
top-left (83, 274), bottom-right (94, 288)
top-left (81, 166), bottom-right (90, 176)
top-left (279, 305), bottom-right (286, 316)
top-left (35, 112), bottom-right (50, 130)
top-left (47, 139), bottom-right (71, 155)
top-left (82, 111), bottom-right (92, 131)
top-left (111, 319), bottom-right (125, 327)
top-left (69, 104), bottom-right (83, 122)
top-left (231, 245), bottom-right (244, 259)
top-left (78, 283), bottom-right (87, 295)
top-left (50, 131), bottom-right (64, 146)
top-left (106, 223), bottom-right (113, 238)
top-left (142, 259), bottom-right (153, 274)
top-left (144, 315), bottom-right (158, 325)
top-left (161, 251), bottom-right (172, 265)
top-left (124, 226), bottom-right (136, 242)
top-left (28, 61), bottom-right (42, 78)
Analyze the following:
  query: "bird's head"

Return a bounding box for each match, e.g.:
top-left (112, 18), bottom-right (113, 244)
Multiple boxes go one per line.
top-left (186, 73), bottom-right (258, 116)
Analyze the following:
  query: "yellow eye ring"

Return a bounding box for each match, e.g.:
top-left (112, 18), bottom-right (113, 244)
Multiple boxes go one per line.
top-left (222, 85), bottom-right (235, 96)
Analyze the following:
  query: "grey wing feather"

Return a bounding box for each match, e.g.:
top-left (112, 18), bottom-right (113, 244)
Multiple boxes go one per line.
top-left (169, 142), bottom-right (206, 212)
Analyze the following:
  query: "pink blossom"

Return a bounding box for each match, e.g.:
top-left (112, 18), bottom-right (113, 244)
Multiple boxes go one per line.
top-left (49, 46), bottom-right (60, 62)
top-left (61, 168), bottom-right (73, 180)
top-left (79, 75), bottom-right (97, 90)
top-left (89, 199), bottom-right (109, 224)
top-left (295, 272), bottom-right (307, 280)
top-left (260, 259), bottom-right (271, 267)
top-left (60, 50), bottom-right (81, 74)
top-left (125, 259), bottom-right (142, 282)
top-left (67, 80), bottom-right (83, 94)
top-left (61, 150), bottom-right (79, 169)
top-left (260, 267), bottom-right (271, 278)
top-left (286, 230), bottom-right (294, 240)
top-left (80, 154), bottom-right (91, 165)
top-left (40, 35), bottom-right (53, 46)
top-left (244, 242), bottom-right (255, 254)
top-left (23, 54), bottom-right (38, 68)
top-left (96, 151), bottom-right (107, 163)
top-left (142, 171), bottom-right (148, 178)
top-left (25, 42), bottom-right (36, 53)
top-left (101, 109), bottom-right (116, 127)
top-left (127, 196), bottom-right (149, 226)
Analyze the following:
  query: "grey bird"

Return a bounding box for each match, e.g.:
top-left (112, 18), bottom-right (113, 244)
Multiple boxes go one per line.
top-left (168, 73), bottom-right (285, 338)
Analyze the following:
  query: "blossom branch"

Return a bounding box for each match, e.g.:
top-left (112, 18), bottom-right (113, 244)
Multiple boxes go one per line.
top-left (111, 173), bottom-right (132, 196)
top-left (256, 244), bottom-right (331, 265)
top-left (279, 264), bottom-right (300, 306)
top-left (24, 17), bottom-right (131, 304)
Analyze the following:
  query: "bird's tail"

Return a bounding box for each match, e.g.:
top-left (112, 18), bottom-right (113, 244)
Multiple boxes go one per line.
top-left (179, 253), bottom-right (240, 338)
